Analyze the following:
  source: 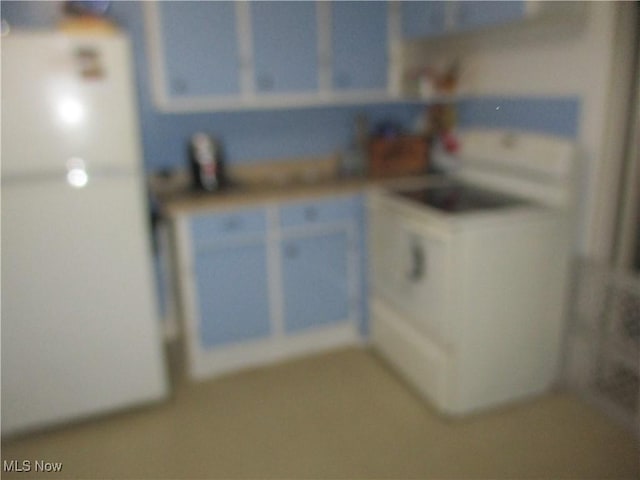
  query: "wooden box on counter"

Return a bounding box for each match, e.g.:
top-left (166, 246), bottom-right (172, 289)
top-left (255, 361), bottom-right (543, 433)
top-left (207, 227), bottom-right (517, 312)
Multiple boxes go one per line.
top-left (368, 135), bottom-right (429, 178)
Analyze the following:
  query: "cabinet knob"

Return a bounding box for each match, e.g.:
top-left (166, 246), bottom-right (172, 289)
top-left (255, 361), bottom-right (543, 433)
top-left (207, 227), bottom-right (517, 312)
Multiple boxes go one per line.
top-left (223, 217), bottom-right (240, 230)
top-left (304, 207), bottom-right (318, 221)
top-left (171, 77), bottom-right (188, 94)
top-left (335, 72), bottom-right (351, 88)
top-left (285, 244), bottom-right (298, 259)
top-left (257, 73), bottom-right (274, 92)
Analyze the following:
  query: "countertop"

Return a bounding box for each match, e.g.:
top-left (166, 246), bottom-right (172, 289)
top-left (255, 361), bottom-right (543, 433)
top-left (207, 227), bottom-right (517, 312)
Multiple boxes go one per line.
top-left (154, 175), bottom-right (442, 218)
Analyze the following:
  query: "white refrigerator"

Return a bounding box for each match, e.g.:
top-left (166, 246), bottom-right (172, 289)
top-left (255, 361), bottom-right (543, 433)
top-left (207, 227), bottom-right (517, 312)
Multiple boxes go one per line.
top-left (1, 31), bottom-right (169, 436)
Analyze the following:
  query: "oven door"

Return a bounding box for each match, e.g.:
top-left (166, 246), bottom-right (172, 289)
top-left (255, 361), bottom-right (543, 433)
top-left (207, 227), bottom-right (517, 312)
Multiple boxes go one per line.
top-left (370, 200), bottom-right (451, 344)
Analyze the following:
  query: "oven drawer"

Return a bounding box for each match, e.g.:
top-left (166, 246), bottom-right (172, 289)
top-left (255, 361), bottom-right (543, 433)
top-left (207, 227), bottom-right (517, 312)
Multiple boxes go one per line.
top-left (371, 299), bottom-right (450, 409)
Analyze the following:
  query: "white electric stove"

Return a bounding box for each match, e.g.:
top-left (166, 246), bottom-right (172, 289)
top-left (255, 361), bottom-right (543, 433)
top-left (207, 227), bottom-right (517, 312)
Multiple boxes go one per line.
top-left (368, 129), bottom-right (577, 416)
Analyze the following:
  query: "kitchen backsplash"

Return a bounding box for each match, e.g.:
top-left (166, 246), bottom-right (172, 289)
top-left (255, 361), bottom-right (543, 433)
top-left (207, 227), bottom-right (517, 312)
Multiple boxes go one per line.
top-left (457, 96), bottom-right (580, 138)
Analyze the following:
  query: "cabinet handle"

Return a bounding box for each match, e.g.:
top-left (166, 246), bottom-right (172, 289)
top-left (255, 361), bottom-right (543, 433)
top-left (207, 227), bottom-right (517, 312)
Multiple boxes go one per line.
top-left (223, 217), bottom-right (240, 230)
top-left (336, 72), bottom-right (351, 88)
top-left (257, 73), bottom-right (274, 91)
top-left (285, 244), bottom-right (298, 259)
top-left (304, 206), bottom-right (318, 221)
top-left (407, 241), bottom-right (425, 282)
top-left (172, 77), bottom-right (188, 94)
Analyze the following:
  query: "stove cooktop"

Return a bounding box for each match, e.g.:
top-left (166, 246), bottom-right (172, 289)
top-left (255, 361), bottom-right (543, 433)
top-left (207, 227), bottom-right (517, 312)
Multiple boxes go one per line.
top-left (394, 183), bottom-right (529, 214)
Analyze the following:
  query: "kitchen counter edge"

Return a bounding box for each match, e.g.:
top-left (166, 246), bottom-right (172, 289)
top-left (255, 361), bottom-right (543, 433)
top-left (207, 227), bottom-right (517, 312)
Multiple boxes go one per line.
top-left (157, 175), bottom-right (444, 218)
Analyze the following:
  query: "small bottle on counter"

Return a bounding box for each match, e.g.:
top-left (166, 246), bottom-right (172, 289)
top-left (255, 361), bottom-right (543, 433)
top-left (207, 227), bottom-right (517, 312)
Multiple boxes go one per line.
top-left (188, 133), bottom-right (226, 192)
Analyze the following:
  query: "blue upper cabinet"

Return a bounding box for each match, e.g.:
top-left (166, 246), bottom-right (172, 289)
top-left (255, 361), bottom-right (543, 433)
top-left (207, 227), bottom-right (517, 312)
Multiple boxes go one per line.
top-left (250, 1), bottom-right (319, 94)
top-left (401, 1), bottom-right (447, 39)
top-left (331, 1), bottom-right (388, 91)
top-left (156, 1), bottom-right (240, 97)
top-left (454, 1), bottom-right (526, 31)
top-left (146, 0), bottom-right (396, 111)
top-left (400, 0), bottom-right (530, 40)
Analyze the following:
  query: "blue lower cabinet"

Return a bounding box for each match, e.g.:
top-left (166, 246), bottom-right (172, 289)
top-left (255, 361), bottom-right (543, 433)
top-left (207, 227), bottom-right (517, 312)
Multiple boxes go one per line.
top-left (194, 241), bottom-right (271, 348)
top-left (183, 194), bottom-right (367, 377)
top-left (281, 231), bottom-right (351, 333)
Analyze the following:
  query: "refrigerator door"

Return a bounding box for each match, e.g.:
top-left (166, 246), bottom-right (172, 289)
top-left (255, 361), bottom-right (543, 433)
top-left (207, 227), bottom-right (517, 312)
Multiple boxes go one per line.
top-left (2, 174), bottom-right (168, 435)
top-left (1, 31), bottom-right (168, 436)
top-left (2, 33), bottom-right (142, 178)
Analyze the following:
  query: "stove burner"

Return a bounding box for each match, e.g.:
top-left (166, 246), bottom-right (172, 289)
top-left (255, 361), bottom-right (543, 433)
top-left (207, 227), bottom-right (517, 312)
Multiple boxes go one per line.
top-left (394, 183), bottom-right (528, 213)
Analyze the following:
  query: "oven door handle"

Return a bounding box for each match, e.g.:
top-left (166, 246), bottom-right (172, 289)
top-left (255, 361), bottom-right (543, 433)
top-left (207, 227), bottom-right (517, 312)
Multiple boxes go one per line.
top-left (407, 241), bottom-right (425, 282)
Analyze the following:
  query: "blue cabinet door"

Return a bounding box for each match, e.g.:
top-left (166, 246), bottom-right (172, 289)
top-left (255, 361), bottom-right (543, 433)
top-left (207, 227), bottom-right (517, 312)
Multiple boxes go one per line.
top-left (331, 1), bottom-right (388, 91)
top-left (250, 1), bottom-right (319, 93)
top-left (401, 1), bottom-right (447, 39)
top-left (157, 1), bottom-right (240, 97)
top-left (281, 231), bottom-right (351, 333)
top-left (454, 1), bottom-right (526, 31)
top-left (194, 242), bottom-right (271, 348)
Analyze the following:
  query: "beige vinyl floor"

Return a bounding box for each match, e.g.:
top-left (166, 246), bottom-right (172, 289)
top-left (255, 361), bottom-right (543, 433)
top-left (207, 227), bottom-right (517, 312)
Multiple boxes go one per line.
top-left (2, 346), bottom-right (638, 479)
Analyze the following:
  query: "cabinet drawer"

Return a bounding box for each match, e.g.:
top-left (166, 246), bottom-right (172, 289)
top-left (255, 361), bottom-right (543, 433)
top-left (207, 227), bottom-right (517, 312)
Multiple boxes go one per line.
top-left (190, 208), bottom-right (267, 242)
top-left (279, 196), bottom-right (358, 228)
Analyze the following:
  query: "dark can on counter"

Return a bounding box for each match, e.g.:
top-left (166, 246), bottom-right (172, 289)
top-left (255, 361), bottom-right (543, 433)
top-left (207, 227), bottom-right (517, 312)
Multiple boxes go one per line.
top-left (188, 133), bottom-right (226, 192)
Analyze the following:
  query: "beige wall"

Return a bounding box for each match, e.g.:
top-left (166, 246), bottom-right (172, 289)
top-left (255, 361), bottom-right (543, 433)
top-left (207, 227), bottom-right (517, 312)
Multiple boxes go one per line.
top-left (402, 1), bottom-right (637, 258)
